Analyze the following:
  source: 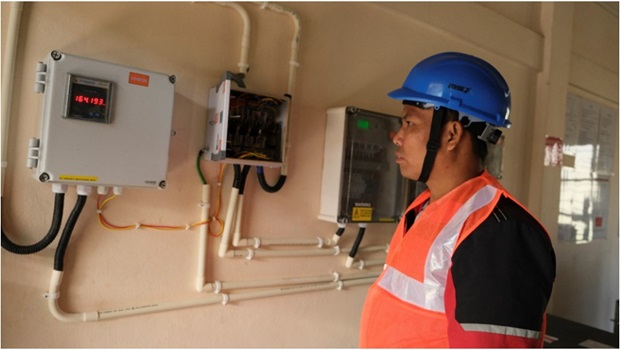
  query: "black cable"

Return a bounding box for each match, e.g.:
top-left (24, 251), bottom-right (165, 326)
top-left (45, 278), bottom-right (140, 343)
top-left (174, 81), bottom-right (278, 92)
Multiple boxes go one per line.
top-left (348, 225), bottom-right (367, 260)
top-left (1, 193), bottom-right (65, 254)
top-left (233, 164), bottom-right (252, 195)
top-left (256, 166), bottom-right (286, 193)
top-left (238, 166), bottom-right (251, 195)
top-left (53, 195), bottom-right (87, 271)
top-left (233, 164), bottom-right (241, 189)
top-left (335, 227), bottom-right (345, 238)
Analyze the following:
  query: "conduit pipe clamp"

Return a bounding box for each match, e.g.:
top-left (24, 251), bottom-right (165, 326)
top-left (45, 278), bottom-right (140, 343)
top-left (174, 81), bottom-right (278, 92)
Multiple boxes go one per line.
top-left (253, 237), bottom-right (261, 249)
top-left (332, 271), bottom-right (340, 282)
top-left (213, 280), bottom-right (223, 294)
top-left (316, 237), bottom-right (324, 248)
top-left (43, 291), bottom-right (60, 300)
top-left (333, 246), bottom-right (341, 256)
top-left (245, 248), bottom-right (255, 260)
top-left (221, 293), bottom-right (230, 306)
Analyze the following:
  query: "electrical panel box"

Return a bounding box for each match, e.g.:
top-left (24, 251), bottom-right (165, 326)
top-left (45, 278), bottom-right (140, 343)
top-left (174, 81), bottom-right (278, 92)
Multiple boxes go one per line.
top-left (30, 51), bottom-right (176, 189)
top-left (204, 79), bottom-right (290, 167)
top-left (318, 106), bottom-right (405, 224)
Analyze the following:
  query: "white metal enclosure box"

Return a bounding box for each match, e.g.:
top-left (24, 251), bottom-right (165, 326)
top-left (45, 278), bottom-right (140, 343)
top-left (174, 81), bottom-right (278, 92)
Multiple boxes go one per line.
top-left (30, 51), bottom-right (176, 189)
top-left (318, 106), bottom-right (405, 224)
top-left (204, 78), bottom-right (290, 167)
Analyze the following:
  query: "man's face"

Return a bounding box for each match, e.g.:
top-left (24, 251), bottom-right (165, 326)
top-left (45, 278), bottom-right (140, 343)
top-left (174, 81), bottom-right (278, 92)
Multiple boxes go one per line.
top-left (393, 104), bottom-right (434, 180)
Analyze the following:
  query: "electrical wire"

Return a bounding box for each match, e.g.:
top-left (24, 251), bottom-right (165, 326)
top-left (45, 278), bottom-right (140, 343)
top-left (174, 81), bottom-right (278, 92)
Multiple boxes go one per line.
top-left (96, 194), bottom-right (209, 232)
top-left (208, 163), bottom-right (226, 237)
top-left (54, 195), bottom-right (87, 271)
top-left (239, 151), bottom-right (270, 160)
top-left (196, 149), bottom-right (207, 185)
top-left (196, 149), bottom-right (225, 236)
top-left (1, 193), bottom-right (65, 254)
top-left (96, 149), bottom-right (232, 233)
top-left (257, 166), bottom-right (286, 193)
top-left (348, 225), bottom-right (367, 260)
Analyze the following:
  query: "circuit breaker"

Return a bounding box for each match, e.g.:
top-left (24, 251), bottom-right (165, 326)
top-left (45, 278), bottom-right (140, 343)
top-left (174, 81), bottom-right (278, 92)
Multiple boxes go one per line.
top-left (203, 78), bottom-right (290, 167)
top-left (29, 51), bottom-right (176, 189)
top-left (318, 107), bottom-right (405, 224)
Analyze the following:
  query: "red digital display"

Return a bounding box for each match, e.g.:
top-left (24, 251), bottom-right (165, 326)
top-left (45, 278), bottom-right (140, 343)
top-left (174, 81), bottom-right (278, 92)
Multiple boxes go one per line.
top-left (74, 95), bottom-right (106, 106)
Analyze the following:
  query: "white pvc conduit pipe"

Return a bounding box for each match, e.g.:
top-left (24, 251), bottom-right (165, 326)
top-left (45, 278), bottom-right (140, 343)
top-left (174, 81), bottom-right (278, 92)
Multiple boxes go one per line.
top-left (195, 184), bottom-right (210, 291)
top-left (256, 2), bottom-right (301, 96)
top-left (256, 2), bottom-right (301, 177)
top-left (216, 2), bottom-right (251, 74)
top-left (217, 182), bottom-right (388, 262)
top-left (349, 259), bottom-right (386, 270)
top-left (236, 236), bottom-right (334, 248)
top-left (218, 187), bottom-right (239, 257)
top-left (231, 194), bottom-right (335, 248)
top-left (224, 244), bottom-right (388, 260)
top-left (231, 193), bottom-right (245, 247)
top-left (46, 269), bottom-right (378, 322)
top-left (202, 271), bottom-right (378, 293)
top-left (1, 2), bottom-right (24, 197)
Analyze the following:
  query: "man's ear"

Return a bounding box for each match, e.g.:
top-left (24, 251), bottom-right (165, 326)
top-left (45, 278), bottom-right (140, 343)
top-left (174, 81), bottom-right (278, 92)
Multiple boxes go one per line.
top-left (445, 121), bottom-right (465, 151)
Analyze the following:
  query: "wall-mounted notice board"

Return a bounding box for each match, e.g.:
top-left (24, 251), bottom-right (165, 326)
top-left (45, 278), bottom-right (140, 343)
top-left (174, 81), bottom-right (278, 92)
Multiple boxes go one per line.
top-left (557, 94), bottom-right (617, 244)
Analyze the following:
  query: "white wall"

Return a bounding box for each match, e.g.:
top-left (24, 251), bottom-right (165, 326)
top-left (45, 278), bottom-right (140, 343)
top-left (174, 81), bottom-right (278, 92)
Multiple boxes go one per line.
top-left (1, 2), bottom-right (617, 347)
top-left (532, 3), bottom-right (619, 332)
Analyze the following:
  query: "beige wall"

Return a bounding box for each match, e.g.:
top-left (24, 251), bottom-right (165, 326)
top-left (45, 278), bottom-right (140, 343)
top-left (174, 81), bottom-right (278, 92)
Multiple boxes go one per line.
top-left (1, 2), bottom-right (617, 347)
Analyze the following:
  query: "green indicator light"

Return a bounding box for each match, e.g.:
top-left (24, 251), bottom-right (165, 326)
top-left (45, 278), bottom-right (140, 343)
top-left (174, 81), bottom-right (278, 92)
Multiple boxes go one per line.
top-left (357, 119), bottom-right (370, 130)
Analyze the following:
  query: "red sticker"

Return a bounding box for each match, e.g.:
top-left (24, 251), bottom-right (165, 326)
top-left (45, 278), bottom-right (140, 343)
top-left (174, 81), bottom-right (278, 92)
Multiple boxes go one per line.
top-left (129, 72), bottom-right (150, 87)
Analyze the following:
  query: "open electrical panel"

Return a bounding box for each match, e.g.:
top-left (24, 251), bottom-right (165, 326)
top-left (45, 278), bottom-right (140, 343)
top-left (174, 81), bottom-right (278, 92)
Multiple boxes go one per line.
top-left (204, 78), bottom-right (290, 167)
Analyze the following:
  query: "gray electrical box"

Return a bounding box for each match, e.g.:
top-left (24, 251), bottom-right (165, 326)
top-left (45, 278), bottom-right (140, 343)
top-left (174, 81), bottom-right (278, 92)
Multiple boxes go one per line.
top-left (318, 106), bottom-right (405, 224)
top-left (30, 51), bottom-right (176, 189)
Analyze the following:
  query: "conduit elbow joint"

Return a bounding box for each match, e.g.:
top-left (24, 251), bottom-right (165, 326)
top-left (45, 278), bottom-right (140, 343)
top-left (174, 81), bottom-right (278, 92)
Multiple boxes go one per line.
top-left (195, 277), bottom-right (206, 292)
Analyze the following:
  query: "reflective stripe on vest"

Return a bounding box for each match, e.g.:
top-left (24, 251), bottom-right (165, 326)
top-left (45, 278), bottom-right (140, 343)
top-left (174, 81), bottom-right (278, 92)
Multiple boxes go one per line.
top-left (377, 185), bottom-right (498, 312)
top-left (461, 323), bottom-right (542, 339)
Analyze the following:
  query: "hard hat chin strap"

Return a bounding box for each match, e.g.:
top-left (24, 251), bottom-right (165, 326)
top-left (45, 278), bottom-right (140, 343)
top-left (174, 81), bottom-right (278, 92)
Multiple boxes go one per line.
top-left (417, 107), bottom-right (448, 183)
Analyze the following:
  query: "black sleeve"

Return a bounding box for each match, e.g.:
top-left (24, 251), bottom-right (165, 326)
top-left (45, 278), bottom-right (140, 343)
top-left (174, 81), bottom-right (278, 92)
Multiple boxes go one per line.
top-left (451, 195), bottom-right (556, 331)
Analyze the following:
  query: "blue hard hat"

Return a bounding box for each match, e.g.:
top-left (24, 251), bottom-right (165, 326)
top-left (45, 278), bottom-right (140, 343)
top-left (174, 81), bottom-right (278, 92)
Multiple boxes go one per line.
top-left (388, 52), bottom-right (511, 128)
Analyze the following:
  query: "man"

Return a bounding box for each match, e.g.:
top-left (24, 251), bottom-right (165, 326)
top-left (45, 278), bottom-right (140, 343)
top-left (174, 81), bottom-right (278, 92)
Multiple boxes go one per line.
top-left (359, 52), bottom-right (556, 348)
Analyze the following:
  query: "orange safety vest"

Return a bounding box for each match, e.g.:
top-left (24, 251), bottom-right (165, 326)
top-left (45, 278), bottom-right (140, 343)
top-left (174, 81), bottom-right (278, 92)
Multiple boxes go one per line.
top-left (360, 171), bottom-right (545, 348)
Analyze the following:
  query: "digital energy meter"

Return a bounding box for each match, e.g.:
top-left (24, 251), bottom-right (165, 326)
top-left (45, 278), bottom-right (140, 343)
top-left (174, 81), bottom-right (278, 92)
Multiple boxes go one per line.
top-left (29, 50), bottom-right (176, 189)
top-left (65, 74), bottom-right (113, 123)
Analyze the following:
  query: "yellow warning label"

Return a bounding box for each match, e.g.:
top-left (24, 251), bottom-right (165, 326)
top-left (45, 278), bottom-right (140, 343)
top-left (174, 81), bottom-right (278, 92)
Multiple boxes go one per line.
top-left (352, 207), bottom-right (373, 221)
top-left (59, 174), bottom-right (98, 182)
